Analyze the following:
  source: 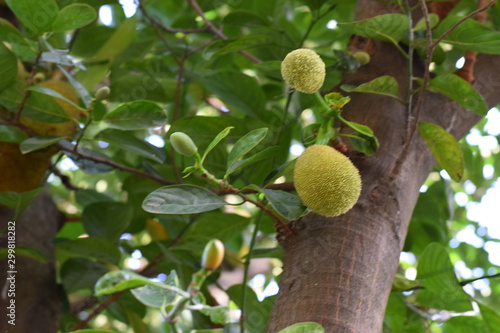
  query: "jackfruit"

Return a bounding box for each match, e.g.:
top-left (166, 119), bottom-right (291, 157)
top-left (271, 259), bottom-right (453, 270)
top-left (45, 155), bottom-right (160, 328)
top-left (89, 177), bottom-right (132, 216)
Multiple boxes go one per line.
top-left (293, 145), bottom-right (362, 217)
top-left (281, 48), bottom-right (326, 94)
top-left (170, 132), bottom-right (198, 157)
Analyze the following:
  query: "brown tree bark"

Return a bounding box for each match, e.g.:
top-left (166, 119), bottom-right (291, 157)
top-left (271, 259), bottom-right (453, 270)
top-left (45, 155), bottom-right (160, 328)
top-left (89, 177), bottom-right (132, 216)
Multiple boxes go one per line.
top-left (267, 1), bottom-right (500, 332)
top-left (0, 191), bottom-right (63, 333)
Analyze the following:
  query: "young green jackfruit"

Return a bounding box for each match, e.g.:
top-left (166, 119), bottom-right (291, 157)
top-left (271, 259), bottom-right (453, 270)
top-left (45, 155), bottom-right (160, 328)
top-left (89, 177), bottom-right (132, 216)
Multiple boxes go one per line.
top-left (170, 132), bottom-right (198, 157)
top-left (294, 145), bottom-right (362, 217)
top-left (281, 48), bottom-right (326, 94)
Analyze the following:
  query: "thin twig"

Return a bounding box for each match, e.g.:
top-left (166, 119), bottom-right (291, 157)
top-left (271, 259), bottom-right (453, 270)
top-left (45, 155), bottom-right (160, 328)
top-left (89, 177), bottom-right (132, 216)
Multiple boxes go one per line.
top-left (71, 291), bottom-right (124, 331)
top-left (459, 272), bottom-right (500, 286)
top-left (51, 166), bottom-right (81, 191)
top-left (299, 4), bottom-right (337, 47)
top-left (13, 49), bottom-right (43, 122)
top-left (186, 0), bottom-right (262, 63)
top-left (403, 0), bottom-right (415, 139)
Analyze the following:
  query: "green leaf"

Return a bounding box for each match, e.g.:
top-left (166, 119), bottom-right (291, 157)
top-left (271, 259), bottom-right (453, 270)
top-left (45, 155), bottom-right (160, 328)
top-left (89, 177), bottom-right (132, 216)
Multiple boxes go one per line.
top-left (416, 243), bottom-right (472, 312)
top-left (0, 18), bottom-right (27, 45)
top-left (343, 132), bottom-right (379, 156)
top-left (82, 202), bottom-right (133, 241)
top-left (418, 122), bottom-right (464, 182)
top-left (142, 185), bottom-right (226, 214)
top-left (199, 305), bottom-right (230, 325)
top-left (434, 15), bottom-right (500, 54)
top-left (185, 212), bottom-right (250, 243)
top-left (341, 75), bottom-right (401, 101)
top-left (212, 34), bottom-right (272, 57)
top-left (427, 74), bottom-right (488, 115)
top-left (27, 85), bottom-right (83, 112)
top-left (226, 146), bottom-right (280, 176)
top-left (63, 143), bottom-right (115, 174)
top-left (56, 237), bottom-right (121, 264)
top-left (70, 330), bottom-right (115, 333)
top-left (478, 303), bottom-right (500, 333)
top-left (6, 0), bottom-right (58, 35)
top-left (93, 16), bottom-right (137, 61)
top-left (261, 189), bottom-right (306, 220)
top-left (0, 188), bottom-right (43, 214)
top-left (131, 270), bottom-right (180, 308)
top-left (227, 128), bottom-right (268, 169)
top-left (226, 284), bottom-right (272, 333)
top-left (19, 136), bottom-right (65, 154)
top-left (103, 101), bottom-right (167, 130)
top-left (414, 13), bottom-right (439, 31)
top-left (442, 316), bottom-right (489, 333)
top-left (0, 245), bottom-right (47, 263)
top-left (277, 322), bottom-right (325, 333)
top-left (0, 42), bottom-right (17, 92)
top-left (61, 258), bottom-right (108, 293)
top-left (201, 126), bottom-right (234, 164)
top-left (97, 129), bottom-right (166, 163)
top-left (337, 14), bottom-right (409, 44)
top-left (57, 65), bottom-right (93, 108)
top-left (223, 10), bottom-right (270, 27)
top-left (50, 4), bottom-right (97, 32)
top-left (337, 115), bottom-right (374, 137)
top-left (95, 270), bottom-right (188, 297)
top-left (0, 125), bottom-right (29, 143)
top-left (199, 71), bottom-right (266, 118)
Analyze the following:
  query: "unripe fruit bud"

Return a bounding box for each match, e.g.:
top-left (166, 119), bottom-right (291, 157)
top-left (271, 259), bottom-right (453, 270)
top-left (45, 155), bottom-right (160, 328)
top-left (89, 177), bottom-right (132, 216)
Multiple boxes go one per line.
top-left (353, 51), bottom-right (370, 65)
top-left (95, 86), bottom-right (110, 101)
top-left (170, 132), bottom-right (198, 157)
top-left (33, 72), bottom-right (45, 83)
top-left (281, 48), bottom-right (326, 94)
top-left (294, 145), bottom-right (362, 217)
top-left (201, 239), bottom-right (225, 271)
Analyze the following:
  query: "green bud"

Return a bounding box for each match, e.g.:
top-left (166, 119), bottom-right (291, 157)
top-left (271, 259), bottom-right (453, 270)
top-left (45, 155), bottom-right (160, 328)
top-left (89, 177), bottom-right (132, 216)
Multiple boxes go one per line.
top-left (170, 132), bottom-right (198, 157)
top-left (281, 48), bottom-right (326, 94)
top-left (201, 239), bottom-right (225, 271)
top-left (33, 72), bottom-right (45, 83)
top-left (95, 86), bottom-right (111, 101)
top-left (352, 51), bottom-right (370, 65)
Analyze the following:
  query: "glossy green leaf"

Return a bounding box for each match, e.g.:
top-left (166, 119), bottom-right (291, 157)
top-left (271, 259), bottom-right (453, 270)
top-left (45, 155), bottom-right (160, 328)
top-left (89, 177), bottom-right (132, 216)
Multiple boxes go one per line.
top-left (337, 115), bottom-right (374, 137)
top-left (478, 302), bottom-right (500, 333)
top-left (0, 125), bottom-right (29, 143)
top-left (277, 322), bottom-right (325, 333)
top-left (61, 258), bottom-right (108, 293)
top-left (434, 15), bottom-right (500, 54)
top-left (131, 270), bottom-right (180, 308)
top-left (0, 42), bottom-right (17, 92)
top-left (416, 243), bottom-right (472, 312)
top-left (261, 189), bottom-right (306, 220)
top-left (56, 237), bottom-right (121, 264)
top-left (199, 71), bottom-right (266, 118)
top-left (50, 4), bottom-right (97, 32)
top-left (82, 202), bottom-right (133, 241)
top-left (28, 85), bottom-right (84, 112)
top-left (142, 185), bottom-right (226, 214)
top-left (19, 136), bottom-right (65, 154)
top-left (226, 146), bottom-right (280, 176)
top-left (201, 126), bottom-right (234, 164)
top-left (95, 270), bottom-right (188, 297)
top-left (57, 65), bottom-right (93, 108)
top-left (212, 34), bottom-right (272, 57)
top-left (418, 122), bottom-right (464, 182)
top-left (341, 75), bottom-right (401, 101)
top-left (227, 128), bottom-right (268, 169)
top-left (97, 129), bottom-right (166, 163)
top-left (343, 132), bottom-right (379, 156)
top-left (6, 0), bottom-right (58, 35)
top-left (185, 212), bottom-right (250, 243)
top-left (93, 16), bottom-right (137, 61)
top-left (427, 74), bottom-right (488, 115)
top-left (103, 100), bottom-right (167, 130)
top-left (337, 14), bottom-right (409, 44)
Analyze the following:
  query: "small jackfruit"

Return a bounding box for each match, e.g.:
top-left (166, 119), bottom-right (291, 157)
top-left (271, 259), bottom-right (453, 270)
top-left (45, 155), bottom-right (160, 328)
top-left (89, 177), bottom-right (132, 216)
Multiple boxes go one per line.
top-left (293, 145), bottom-right (362, 217)
top-left (201, 239), bottom-right (225, 271)
top-left (281, 48), bottom-right (326, 94)
top-left (353, 51), bottom-right (370, 65)
top-left (170, 132), bottom-right (198, 157)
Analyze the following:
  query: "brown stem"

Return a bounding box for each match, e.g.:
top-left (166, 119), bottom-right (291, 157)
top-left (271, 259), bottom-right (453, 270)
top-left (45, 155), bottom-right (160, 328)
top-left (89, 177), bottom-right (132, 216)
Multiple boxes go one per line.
top-left (71, 291), bottom-right (124, 331)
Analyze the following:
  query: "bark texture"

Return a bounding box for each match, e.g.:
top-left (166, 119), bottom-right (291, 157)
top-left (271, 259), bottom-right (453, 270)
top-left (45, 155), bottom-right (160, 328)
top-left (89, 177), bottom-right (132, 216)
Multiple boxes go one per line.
top-left (267, 1), bottom-right (500, 332)
top-left (0, 191), bottom-right (63, 333)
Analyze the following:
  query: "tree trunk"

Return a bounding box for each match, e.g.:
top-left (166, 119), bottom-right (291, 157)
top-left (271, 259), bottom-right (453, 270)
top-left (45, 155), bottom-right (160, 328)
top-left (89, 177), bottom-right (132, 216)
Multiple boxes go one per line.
top-left (0, 191), bottom-right (63, 333)
top-left (268, 1), bottom-right (500, 332)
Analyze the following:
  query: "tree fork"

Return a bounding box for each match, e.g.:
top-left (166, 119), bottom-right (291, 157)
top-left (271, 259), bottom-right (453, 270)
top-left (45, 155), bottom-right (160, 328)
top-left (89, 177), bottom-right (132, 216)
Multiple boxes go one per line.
top-left (268, 1), bottom-right (500, 332)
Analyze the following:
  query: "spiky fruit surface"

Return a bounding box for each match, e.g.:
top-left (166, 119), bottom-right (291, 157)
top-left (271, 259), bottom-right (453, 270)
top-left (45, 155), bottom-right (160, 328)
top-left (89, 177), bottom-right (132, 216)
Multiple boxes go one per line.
top-left (20, 80), bottom-right (80, 138)
top-left (281, 48), bottom-right (326, 94)
top-left (170, 132), bottom-right (198, 157)
top-left (294, 145), bottom-right (362, 217)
